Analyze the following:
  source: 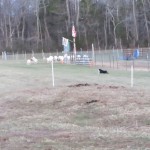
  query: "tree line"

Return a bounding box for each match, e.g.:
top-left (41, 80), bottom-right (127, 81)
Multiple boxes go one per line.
top-left (0, 0), bottom-right (150, 53)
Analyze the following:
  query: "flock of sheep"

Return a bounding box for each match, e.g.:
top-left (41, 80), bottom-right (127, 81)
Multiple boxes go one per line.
top-left (26, 54), bottom-right (90, 65)
top-left (26, 54), bottom-right (71, 65)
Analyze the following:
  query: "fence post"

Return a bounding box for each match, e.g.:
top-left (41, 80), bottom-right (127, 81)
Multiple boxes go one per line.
top-left (112, 54), bottom-right (114, 69)
top-left (4, 51), bottom-right (7, 60)
top-left (25, 51), bottom-right (27, 60)
top-left (116, 54), bottom-right (118, 69)
top-left (101, 53), bottom-right (103, 67)
top-left (126, 59), bottom-right (127, 71)
top-left (147, 53), bottom-right (150, 71)
top-left (109, 53), bottom-right (111, 68)
top-left (16, 51), bottom-right (18, 60)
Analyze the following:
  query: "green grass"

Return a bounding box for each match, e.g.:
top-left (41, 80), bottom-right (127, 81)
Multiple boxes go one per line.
top-left (0, 60), bottom-right (150, 90)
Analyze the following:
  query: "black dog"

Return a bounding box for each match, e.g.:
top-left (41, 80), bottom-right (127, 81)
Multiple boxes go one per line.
top-left (99, 69), bottom-right (108, 74)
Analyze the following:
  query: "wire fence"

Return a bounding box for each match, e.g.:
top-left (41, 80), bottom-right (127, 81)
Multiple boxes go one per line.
top-left (94, 48), bottom-right (150, 71)
top-left (1, 48), bottom-right (150, 71)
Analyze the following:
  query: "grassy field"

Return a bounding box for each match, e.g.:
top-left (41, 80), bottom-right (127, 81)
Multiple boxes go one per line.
top-left (0, 60), bottom-right (150, 150)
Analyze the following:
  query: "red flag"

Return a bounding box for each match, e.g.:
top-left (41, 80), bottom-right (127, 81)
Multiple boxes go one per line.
top-left (72, 25), bottom-right (76, 38)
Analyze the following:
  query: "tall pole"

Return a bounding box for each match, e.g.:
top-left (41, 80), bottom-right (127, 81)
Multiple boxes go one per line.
top-left (72, 24), bottom-right (77, 61)
top-left (73, 37), bottom-right (76, 60)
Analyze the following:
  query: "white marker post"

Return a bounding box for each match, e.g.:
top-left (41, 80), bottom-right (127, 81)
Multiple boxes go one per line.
top-left (51, 60), bottom-right (55, 87)
top-left (131, 65), bottom-right (134, 87)
top-left (92, 43), bottom-right (95, 66)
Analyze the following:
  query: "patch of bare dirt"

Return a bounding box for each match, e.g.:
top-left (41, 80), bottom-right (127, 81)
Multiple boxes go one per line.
top-left (0, 137), bottom-right (8, 142)
top-left (0, 83), bottom-right (150, 150)
top-left (86, 100), bottom-right (98, 104)
top-left (68, 83), bottom-right (90, 87)
top-left (97, 85), bottom-right (125, 89)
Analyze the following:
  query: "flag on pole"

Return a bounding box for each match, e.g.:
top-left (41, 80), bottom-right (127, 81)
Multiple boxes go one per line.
top-left (72, 25), bottom-right (76, 38)
top-left (62, 37), bottom-right (68, 46)
top-left (62, 37), bottom-right (70, 52)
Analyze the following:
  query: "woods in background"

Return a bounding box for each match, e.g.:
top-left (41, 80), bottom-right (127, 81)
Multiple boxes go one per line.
top-left (0, 0), bottom-right (150, 53)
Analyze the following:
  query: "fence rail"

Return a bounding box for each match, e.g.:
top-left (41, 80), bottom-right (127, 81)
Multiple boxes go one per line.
top-left (1, 48), bottom-right (150, 71)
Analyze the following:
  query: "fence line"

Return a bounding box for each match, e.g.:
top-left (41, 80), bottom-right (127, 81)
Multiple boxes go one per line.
top-left (1, 48), bottom-right (150, 71)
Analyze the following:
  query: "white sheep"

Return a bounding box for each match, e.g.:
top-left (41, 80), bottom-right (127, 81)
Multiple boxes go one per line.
top-left (58, 55), bottom-right (64, 63)
top-left (26, 56), bottom-right (38, 65)
top-left (46, 56), bottom-right (53, 63)
top-left (32, 57), bottom-right (38, 63)
top-left (53, 56), bottom-right (58, 61)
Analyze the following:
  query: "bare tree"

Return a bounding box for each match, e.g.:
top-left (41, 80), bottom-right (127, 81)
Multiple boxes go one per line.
top-left (35, 0), bottom-right (40, 50)
top-left (142, 0), bottom-right (150, 46)
top-left (132, 0), bottom-right (139, 44)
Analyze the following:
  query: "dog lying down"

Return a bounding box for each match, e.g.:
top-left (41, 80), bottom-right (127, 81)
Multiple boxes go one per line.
top-left (99, 69), bottom-right (108, 74)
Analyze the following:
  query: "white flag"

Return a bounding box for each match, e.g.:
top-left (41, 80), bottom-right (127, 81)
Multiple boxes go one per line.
top-left (62, 37), bottom-right (68, 46)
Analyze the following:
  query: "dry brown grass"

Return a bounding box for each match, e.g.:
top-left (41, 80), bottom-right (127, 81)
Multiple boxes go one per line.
top-left (0, 83), bottom-right (150, 150)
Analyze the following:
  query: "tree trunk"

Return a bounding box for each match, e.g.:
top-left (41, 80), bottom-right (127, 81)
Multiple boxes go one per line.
top-left (133, 0), bottom-right (138, 43)
top-left (75, 0), bottom-right (80, 26)
top-left (66, 0), bottom-right (71, 25)
top-left (142, 0), bottom-right (150, 46)
top-left (36, 0), bottom-right (40, 51)
top-left (42, 0), bottom-right (50, 40)
top-left (104, 20), bottom-right (108, 50)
